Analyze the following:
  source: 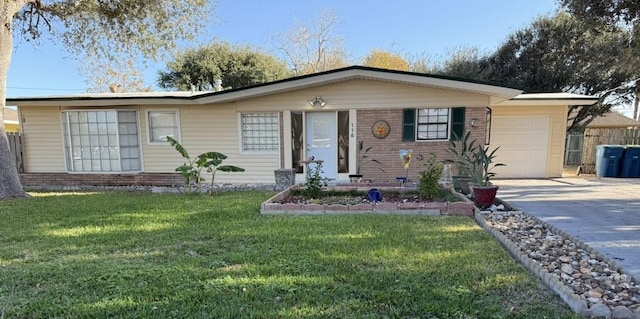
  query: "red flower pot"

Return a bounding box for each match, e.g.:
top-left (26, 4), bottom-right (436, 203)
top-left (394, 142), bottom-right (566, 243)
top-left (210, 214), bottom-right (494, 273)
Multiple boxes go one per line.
top-left (473, 185), bottom-right (499, 208)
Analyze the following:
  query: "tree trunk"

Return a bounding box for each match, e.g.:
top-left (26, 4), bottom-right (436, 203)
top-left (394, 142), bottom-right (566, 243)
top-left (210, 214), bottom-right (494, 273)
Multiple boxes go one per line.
top-left (1, 1), bottom-right (30, 200)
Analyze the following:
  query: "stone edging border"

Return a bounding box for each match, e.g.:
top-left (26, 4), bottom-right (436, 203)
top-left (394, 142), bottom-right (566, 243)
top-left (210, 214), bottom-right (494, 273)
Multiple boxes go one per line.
top-left (259, 186), bottom-right (474, 216)
top-left (473, 201), bottom-right (639, 318)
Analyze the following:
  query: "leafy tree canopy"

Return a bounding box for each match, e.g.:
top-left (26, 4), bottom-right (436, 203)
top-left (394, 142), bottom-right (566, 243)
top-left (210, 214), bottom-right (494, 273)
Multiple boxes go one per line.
top-left (559, 0), bottom-right (640, 31)
top-left (158, 41), bottom-right (292, 91)
top-left (438, 12), bottom-right (637, 132)
top-left (1, 0), bottom-right (216, 199)
top-left (13, 0), bottom-right (215, 63)
top-left (362, 49), bottom-right (409, 71)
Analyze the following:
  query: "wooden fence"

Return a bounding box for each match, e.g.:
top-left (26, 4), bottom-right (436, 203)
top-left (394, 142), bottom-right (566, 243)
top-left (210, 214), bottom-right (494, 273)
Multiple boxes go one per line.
top-left (580, 127), bottom-right (640, 174)
top-left (7, 132), bottom-right (24, 173)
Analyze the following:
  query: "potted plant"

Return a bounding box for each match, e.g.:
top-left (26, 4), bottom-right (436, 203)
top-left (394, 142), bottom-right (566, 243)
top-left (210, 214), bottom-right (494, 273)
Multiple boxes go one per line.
top-left (349, 141), bottom-right (384, 183)
top-left (446, 131), bottom-right (478, 194)
top-left (466, 145), bottom-right (505, 208)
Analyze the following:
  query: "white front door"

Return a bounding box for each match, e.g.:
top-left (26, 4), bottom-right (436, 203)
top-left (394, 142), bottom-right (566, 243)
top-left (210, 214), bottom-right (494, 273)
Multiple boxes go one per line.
top-left (306, 112), bottom-right (337, 180)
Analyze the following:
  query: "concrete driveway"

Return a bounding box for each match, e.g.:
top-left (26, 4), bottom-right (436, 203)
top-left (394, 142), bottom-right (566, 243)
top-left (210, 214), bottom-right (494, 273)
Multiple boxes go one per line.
top-left (491, 177), bottom-right (640, 280)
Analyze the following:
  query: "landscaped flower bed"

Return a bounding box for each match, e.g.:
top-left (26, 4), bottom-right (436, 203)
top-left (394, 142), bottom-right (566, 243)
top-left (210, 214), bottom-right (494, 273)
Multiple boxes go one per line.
top-left (260, 185), bottom-right (474, 216)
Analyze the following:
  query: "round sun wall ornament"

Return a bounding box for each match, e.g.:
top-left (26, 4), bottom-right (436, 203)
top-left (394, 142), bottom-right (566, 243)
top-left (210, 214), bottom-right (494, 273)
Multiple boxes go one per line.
top-left (372, 120), bottom-right (390, 139)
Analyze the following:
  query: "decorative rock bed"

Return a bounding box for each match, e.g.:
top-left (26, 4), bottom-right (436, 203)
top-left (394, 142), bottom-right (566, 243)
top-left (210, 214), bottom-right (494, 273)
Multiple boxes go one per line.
top-left (260, 186), bottom-right (474, 216)
top-left (475, 210), bottom-right (640, 319)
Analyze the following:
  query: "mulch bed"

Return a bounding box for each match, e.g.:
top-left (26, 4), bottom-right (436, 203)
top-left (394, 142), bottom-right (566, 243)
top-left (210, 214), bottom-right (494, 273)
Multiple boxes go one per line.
top-left (274, 189), bottom-right (446, 206)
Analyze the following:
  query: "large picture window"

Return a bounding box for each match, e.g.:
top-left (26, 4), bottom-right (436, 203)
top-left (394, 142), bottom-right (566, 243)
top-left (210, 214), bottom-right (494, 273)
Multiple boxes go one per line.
top-left (240, 113), bottom-right (279, 152)
top-left (417, 108), bottom-right (450, 140)
top-left (61, 110), bottom-right (141, 172)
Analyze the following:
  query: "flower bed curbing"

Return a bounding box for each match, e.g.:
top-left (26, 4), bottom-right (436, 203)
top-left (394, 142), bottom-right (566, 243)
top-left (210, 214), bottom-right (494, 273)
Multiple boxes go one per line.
top-left (260, 186), bottom-right (474, 216)
top-left (472, 204), bottom-right (640, 318)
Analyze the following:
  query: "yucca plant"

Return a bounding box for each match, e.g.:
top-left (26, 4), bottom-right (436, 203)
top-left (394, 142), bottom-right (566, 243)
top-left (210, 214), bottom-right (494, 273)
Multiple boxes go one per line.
top-left (446, 131), bottom-right (478, 178)
top-left (467, 145), bottom-right (505, 186)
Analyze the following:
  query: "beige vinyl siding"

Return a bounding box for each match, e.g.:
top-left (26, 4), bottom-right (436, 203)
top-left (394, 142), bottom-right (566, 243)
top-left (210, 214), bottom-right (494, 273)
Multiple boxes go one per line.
top-left (491, 104), bottom-right (567, 178)
top-left (141, 104), bottom-right (279, 184)
top-left (20, 106), bottom-right (66, 172)
top-left (235, 79), bottom-right (490, 111)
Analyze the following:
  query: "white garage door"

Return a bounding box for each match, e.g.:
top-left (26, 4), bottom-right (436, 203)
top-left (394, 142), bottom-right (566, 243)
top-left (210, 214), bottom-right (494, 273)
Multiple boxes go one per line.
top-left (490, 116), bottom-right (549, 178)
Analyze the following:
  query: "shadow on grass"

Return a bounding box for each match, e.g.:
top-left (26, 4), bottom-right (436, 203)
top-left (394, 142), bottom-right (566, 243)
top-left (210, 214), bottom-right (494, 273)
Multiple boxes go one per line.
top-left (0, 191), bottom-right (580, 318)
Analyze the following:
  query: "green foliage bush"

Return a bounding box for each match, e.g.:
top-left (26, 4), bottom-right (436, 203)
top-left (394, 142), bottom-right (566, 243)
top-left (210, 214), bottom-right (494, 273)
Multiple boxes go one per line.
top-left (419, 154), bottom-right (443, 200)
top-left (304, 162), bottom-right (330, 198)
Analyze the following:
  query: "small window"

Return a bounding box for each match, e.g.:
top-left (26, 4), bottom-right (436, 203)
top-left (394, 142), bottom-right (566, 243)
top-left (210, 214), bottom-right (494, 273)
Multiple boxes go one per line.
top-left (240, 113), bottom-right (279, 152)
top-left (417, 108), bottom-right (449, 140)
top-left (148, 111), bottom-right (180, 143)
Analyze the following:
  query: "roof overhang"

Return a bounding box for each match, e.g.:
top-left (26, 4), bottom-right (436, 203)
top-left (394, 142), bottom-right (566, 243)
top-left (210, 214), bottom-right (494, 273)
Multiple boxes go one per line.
top-left (6, 92), bottom-right (201, 107)
top-left (192, 67), bottom-right (523, 104)
top-left (494, 93), bottom-right (600, 106)
top-left (6, 66), bottom-right (523, 107)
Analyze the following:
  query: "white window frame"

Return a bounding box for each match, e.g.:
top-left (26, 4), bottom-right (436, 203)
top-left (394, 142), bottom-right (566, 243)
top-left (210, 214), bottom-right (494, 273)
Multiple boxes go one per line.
top-left (146, 109), bottom-right (181, 144)
top-left (238, 112), bottom-right (280, 155)
top-left (416, 108), bottom-right (451, 141)
top-left (60, 109), bottom-right (143, 173)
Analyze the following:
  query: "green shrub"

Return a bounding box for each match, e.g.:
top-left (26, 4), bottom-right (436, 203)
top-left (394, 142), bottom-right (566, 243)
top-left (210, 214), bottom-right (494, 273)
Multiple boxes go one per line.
top-left (305, 162), bottom-right (330, 198)
top-left (419, 154), bottom-right (443, 200)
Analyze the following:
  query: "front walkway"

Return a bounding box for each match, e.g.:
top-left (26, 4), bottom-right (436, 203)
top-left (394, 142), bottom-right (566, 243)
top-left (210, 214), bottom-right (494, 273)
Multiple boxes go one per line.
top-left (492, 177), bottom-right (640, 280)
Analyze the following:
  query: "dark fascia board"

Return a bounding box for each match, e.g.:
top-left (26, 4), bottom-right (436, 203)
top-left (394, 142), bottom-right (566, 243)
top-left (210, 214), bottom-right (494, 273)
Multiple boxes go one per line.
top-left (6, 65), bottom-right (524, 106)
top-left (512, 96), bottom-right (600, 101)
top-left (192, 65), bottom-right (525, 100)
top-left (6, 95), bottom-right (200, 105)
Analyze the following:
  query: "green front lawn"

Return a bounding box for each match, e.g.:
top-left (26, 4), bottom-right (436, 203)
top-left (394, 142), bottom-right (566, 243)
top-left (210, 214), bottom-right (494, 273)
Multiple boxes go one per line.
top-left (0, 191), bottom-right (578, 318)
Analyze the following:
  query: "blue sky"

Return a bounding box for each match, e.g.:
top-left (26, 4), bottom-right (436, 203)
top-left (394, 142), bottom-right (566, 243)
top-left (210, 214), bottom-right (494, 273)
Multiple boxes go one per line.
top-left (7, 0), bottom-right (559, 98)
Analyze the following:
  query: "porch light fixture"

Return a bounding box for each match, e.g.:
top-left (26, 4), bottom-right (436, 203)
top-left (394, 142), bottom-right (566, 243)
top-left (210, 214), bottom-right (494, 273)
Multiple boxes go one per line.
top-left (309, 96), bottom-right (326, 108)
top-left (470, 117), bottom-right (478, 127)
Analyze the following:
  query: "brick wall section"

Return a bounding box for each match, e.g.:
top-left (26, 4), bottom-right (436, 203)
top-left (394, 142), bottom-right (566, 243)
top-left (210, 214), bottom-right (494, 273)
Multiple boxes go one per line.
top-left (20, 173), bottom-right (184, 187)
top-left (357, 107), bottom-right (487, 183)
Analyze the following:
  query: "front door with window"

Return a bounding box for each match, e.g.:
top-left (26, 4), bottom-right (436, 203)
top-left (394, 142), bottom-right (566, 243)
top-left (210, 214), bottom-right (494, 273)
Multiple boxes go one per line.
top-left (305, 112), bottom-right (337, 180)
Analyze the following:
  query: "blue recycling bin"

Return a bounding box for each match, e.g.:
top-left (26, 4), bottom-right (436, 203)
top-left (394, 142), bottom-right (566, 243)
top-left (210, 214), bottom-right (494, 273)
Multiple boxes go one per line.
top-left (620, 146), bottom-right (640, 178)
top-left (595, 145), bottom-right (624, 178)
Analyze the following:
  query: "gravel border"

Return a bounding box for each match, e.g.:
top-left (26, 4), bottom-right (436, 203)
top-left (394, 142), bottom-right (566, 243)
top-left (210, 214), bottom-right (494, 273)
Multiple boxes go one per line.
top-left (473, 202), bottom-right (640, 319)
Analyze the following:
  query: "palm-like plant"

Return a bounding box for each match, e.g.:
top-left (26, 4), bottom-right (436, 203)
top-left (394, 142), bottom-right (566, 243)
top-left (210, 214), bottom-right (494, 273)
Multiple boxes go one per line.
top-left (467, 146), bottom-right (505, 186)
top-left (197, 152), bottom-right (246, 194)
top-left (446, 131), bottom-right (478, 177)
top-left (167, 137), bottom-right (245, 194)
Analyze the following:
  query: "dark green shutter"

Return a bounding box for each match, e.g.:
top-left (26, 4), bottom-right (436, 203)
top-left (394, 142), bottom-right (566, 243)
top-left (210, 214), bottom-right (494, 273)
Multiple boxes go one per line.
top-left (450, 107), bottom-right (465, 141)
top-left (402, 109), bottom-right (416, 142)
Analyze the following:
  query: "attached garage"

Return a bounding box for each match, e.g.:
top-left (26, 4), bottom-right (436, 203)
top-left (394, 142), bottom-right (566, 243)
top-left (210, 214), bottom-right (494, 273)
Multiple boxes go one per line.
top-left (491, 93), bottom-right (599, 179)
top-left (492, 116), bottom-right (549, 178)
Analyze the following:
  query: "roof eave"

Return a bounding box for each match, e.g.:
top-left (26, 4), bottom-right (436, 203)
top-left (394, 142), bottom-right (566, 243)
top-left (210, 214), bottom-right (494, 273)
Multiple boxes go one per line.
top-left (6, 97), bottom-right (200, 107)
top-left (495, 98), bottom-right (600, 106)
top-left (194, 68), bottom-right (523, 104)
